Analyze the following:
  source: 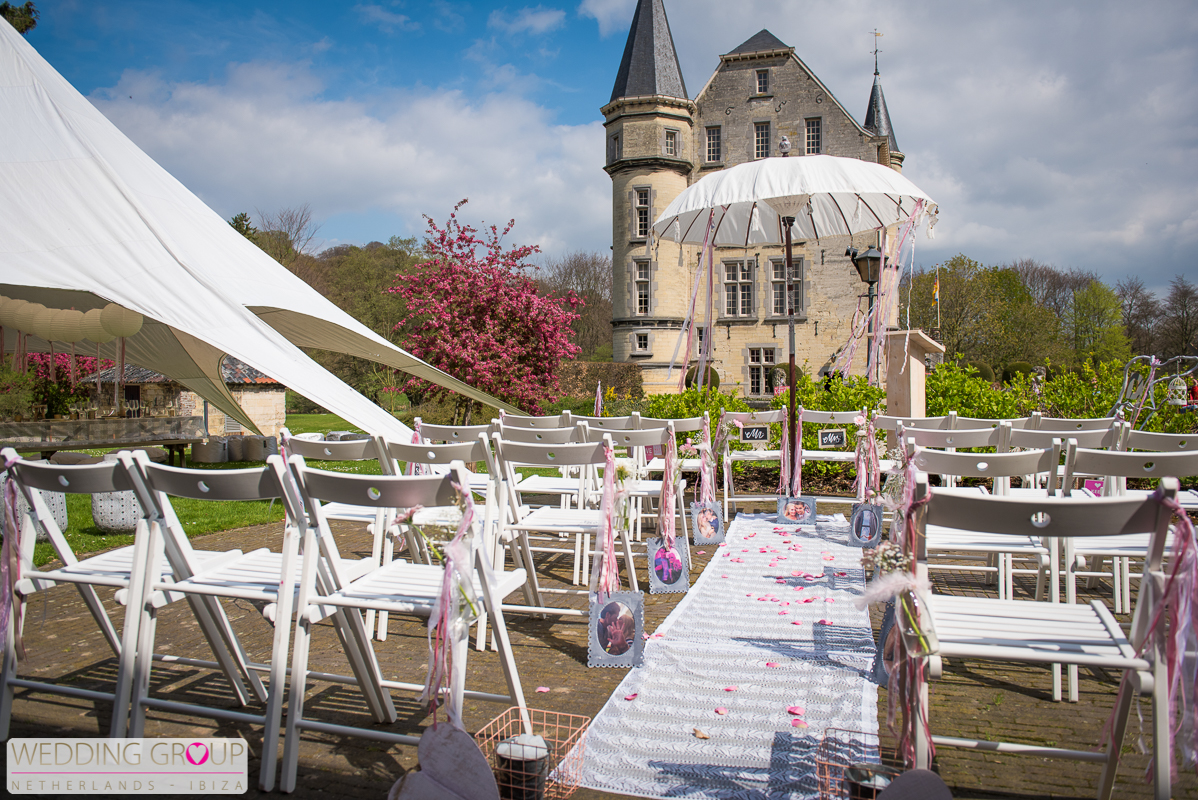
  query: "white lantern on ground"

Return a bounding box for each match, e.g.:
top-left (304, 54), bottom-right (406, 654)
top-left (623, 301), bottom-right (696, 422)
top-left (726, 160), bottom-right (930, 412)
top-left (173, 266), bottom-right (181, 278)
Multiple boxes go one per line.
top-left (100, 304), bottom-right (143, 338)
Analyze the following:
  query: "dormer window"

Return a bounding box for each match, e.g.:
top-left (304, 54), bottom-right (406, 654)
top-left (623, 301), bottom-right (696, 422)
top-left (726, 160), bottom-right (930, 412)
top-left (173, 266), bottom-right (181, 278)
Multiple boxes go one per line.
top-left (756, 69), bottom-right (769, 94)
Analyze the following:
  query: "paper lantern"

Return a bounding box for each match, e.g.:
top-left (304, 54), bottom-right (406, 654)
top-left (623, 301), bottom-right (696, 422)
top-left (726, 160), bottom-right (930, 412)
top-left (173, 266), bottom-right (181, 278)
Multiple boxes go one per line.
top-left (13, 302), bottom-right (47, 334)
top-left (81, 308), bottom-right (115, 343)
top-left (100, 303), bottom-right (143, 338)
top-left (0, 297), bottom-right (27, 329)
top-left (29, 306), bottom-right (58, 340)
top-left (48, 309), bottom-right (86, 343)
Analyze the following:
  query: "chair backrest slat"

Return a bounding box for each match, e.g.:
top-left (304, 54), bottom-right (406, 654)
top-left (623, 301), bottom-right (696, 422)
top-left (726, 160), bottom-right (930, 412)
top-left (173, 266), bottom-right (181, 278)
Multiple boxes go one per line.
top-left (722, 409), bottom-right (786, 425)
top-left (384, 436), bottom-right (490, 467)
top-left (589, 424), bottom-right (674, 448)
top-left (492, 413), bottom-right (569, 429)
top-left (1010, 425), bottom-right (1120, 450)
top-left (1062, 442), bottom-right (1198, 494)
top-left (904, 425), bottom-right (1007, 450)
top-left (564, 413), bottom-right (642, 431)
top-left (800, 408), bottom-right (866, 426)
top-left (492, 434), bottom-right (612, 468)
top-left (874, 415), bottom-right (952, 432)
top-left (912, 444), bottom-right (1058, 481)
top-left (638, 414), bottom-right (705, 434)
top-left (297, 463), bottom-right (461, 510)
top-left (4, 452), bottom-right (134, 495)
top-left (1123, 429), bottom-right (1198, 453)
top-left (952, 416), bottom-right (1030, 430)
top-left (414, 421), bottom-right (493, 443)
top-left (1029, 413), bottom-right (1119, 431)
top-left (493, 422), bottom-right (585, 444)
top-left (140, 462), bottom-right (288, 502)
top-left (284, 434), bottom-right (386, 463)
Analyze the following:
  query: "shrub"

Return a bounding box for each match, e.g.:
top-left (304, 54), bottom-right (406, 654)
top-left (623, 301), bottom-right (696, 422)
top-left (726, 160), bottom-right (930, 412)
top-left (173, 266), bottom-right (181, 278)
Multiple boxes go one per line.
top-left (964, 360), bottom-right (995, 383)
top-left (0, 361), bottom-right (34, 419)
top-left (1002, 361), bottom-right (1034, 383)
top-left (772, 372), bottom-right (887, 478)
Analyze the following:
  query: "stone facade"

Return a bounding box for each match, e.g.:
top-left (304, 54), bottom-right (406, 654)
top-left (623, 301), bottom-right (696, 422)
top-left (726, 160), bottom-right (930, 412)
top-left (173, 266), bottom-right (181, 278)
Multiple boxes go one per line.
top-left (603, 8), bottom-right (905, 401)
top-left (186, 385), bottom-right (286, 438)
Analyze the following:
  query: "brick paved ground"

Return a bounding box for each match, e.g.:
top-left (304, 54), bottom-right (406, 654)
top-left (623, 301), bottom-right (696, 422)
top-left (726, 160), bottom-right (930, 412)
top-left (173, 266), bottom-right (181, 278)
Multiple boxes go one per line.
top-left (3, 503), bottom-right (1196, 799)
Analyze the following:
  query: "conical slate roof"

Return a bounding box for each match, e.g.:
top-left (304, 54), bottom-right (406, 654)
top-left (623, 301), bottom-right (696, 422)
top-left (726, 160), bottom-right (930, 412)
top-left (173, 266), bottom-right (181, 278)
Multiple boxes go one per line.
top-left (609, 0), bottom-right (687, 102)
top-left (726, 29), bottom-right (790, 56)
top-left (864, 72), bottom-right (899, 153)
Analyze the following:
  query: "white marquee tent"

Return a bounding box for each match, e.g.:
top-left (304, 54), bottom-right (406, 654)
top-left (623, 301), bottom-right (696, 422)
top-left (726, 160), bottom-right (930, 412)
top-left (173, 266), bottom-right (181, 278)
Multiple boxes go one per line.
top-left (0, 19), bottom-right (518, 438)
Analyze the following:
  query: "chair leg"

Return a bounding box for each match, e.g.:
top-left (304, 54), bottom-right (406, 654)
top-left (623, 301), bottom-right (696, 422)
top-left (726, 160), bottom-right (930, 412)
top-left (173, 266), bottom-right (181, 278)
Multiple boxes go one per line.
top-left (376, 534), bottom-right (395, 641)
top-left (1096, 679), bottom-right (1135, 800)
top-left (914, 664), bottom-right (931, 770)
top-left (0, 602), bottom-right (21, 739)
top-left (620, 529), bottom-right (639, 593)
top-left (280, 617), bottom-right (313, 794)
top-left (1151, 662), bottom-right (1171, 800)
top-left (127, 599), bottom-right (161, 738)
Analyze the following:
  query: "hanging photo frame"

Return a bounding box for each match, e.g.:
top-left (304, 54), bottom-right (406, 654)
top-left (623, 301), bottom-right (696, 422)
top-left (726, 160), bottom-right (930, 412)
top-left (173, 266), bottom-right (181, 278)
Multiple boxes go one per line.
top-left (587, 592), bottom-right (645, 668)
top-left (646, 535), bottom-right (689, 595)
top-left (848, 503), bottom-right (884, 547)
top-left (691, 501), bottom-right (724, 545)
top-left (777, 496), bottom-right (817, 525)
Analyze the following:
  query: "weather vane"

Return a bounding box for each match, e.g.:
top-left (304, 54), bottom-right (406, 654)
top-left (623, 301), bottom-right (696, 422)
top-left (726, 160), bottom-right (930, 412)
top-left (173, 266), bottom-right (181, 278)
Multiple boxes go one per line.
top-left (870, 29), bottom-right (883, 74)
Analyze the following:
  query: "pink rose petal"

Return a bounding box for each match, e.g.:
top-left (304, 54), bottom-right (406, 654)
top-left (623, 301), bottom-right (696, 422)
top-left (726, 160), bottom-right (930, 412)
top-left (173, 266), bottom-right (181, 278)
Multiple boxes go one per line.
top-left (721, 574), bottom-right (729, 578)
top-left (624, 693), bottom-right (638, 701)
top-left (787, 706), bottom-right (806, 716)
top-left (731, 558), bottom-right (744, 563)
top-left (792, 570), bottom-right (803, 577)
top-left (836, 571), bottom-right (847, 576)
top-left (714, 707), bottom-right (728, 715)
top-left (697, 550), bottom-right (707, 555)
top-left (724, 686), bottom-right (738, 692)
top-left (778, 610), bottom-right (788, 615)
top-left (651, 633), bottom-right (664, 638)
top-left (825, 598), bottom-right (835, 603)
top-left (791, 620), bottom-right (803, 626)
top-left (791, 719), bottom-right (809, 728)
top-left (818, 619), bottom-right (832, 624)
top-left (536, 687), bottom-right (550, 693)
top-left (766, 662), bottom-right (780, 668)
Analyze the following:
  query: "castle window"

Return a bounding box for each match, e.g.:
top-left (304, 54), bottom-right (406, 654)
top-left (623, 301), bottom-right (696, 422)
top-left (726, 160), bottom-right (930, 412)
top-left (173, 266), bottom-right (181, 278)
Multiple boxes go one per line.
top-left (609, 133), bottom-right (621, 164)
top-left (665, 129), bottom-right (677, 157)
top-left (634, 189), bottom-right (650, 239)
top-left (723, 259), bottom-right (754, 318)
top-left (747, 347), bottom-right (777, 396)
top-left (706, 126), bottom-right (722, 163)
top-left (697, 326), bottom-right (706, 357)
top-left (635, 259), bottom-right (650, 315)
top-left (756, 70), bottom-right (769, 94)
top-left (755, 122), bottom-right (771, 160)
top-left (771, 258), bottom-right (804, 316)
top-left (635, 333), bottom-right (649, 351)
top-left (805, 118), bottom-right (822, 154)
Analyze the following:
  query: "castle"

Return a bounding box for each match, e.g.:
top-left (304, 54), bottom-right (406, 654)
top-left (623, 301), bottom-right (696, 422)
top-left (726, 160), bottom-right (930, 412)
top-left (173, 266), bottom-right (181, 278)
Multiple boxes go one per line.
top-left (603, 0), bottom-right (905, 398)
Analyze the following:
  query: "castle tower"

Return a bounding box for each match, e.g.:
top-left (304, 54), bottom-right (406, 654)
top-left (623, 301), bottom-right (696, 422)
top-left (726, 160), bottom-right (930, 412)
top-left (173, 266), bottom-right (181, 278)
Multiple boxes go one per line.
top-left (601, 0), bottom-right (696, 392)
top-left (605, 12), bottom-right (908, 400)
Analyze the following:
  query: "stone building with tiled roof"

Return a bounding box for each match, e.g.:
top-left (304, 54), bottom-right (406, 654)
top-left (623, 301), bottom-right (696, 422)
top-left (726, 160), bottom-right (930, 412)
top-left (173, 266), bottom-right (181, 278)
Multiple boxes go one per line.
top-left (604, 0), bottom-right (906, 398)
top-left (88, 357), bottom-right (285, 437)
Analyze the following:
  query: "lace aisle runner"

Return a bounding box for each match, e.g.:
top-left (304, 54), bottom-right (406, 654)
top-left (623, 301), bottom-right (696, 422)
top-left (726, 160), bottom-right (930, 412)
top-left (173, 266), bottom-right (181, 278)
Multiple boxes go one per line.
top-left (575, 513), bottom-right (877, 799)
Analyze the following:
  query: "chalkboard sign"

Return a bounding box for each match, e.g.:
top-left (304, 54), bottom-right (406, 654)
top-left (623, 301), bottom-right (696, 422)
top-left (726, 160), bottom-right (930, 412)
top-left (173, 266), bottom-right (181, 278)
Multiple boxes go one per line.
top-left (818, 428), bottom-right (847, 449)
top-left (741, 425), bottom-right (769, 444)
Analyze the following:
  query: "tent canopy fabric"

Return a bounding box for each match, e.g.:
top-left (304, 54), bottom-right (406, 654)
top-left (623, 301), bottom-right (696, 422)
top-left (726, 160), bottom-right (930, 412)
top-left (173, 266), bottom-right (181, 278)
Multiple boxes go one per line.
top-left (0, 19), bottom-right (519, 439)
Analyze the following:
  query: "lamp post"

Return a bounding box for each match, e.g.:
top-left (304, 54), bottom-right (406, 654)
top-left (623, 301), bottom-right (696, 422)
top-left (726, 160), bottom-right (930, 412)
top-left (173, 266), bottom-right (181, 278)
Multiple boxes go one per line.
top-left (847, 246), bottom-right (883, 381)
top-left (777, 135), bottom-right (800, 486)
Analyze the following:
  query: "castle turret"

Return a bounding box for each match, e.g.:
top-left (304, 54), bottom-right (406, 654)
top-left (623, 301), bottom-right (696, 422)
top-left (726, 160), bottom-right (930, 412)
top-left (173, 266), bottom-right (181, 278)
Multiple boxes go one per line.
top-left (601, 0), bottom-right (696, 387)
top-left (863, 62), bottom-right (904, 172)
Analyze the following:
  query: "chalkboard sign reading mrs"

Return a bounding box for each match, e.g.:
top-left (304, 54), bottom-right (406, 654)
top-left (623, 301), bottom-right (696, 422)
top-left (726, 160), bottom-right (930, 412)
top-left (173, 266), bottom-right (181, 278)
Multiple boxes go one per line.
top-left (818, 428), bottom-right (847, 449)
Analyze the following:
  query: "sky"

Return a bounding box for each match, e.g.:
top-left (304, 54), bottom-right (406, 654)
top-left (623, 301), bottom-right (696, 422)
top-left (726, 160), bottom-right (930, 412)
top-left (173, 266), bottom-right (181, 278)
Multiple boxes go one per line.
top-left (19, 0), bottom-right (1198, 295)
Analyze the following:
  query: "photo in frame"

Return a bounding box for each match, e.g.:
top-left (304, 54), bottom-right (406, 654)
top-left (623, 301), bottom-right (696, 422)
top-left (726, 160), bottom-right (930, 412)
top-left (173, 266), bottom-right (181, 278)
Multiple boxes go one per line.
top-left (646, 535), bottom-right (690, 595)
top-left (777, 496), bottom-right (818, 525)
top-left (691, 501), bottom-right (724, 545)
top-left (848, 503), bottom-right (884, 547)
top-left (587, 591), bottom-right (645, 668)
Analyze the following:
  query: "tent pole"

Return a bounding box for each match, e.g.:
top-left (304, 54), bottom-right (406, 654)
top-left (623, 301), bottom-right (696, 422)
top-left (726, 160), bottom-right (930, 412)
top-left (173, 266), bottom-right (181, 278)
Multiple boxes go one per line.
top-left (783, 215), bottom-right (797, 486)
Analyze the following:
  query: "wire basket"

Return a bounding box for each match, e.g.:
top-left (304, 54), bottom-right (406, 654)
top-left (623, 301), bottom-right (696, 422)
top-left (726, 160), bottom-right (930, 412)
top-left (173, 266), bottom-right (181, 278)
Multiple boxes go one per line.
top-left (475, 707), bottom-right (590, 800)
top-left (815, 728), bottom-right (901, 800)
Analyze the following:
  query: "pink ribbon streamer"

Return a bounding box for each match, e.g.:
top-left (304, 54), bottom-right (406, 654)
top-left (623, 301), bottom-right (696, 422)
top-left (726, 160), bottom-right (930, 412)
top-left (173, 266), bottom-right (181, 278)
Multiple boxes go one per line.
top-left (407, 420), bottom-right (425, 476)
top-left (422, 482), bottom-right (475, 731)
top-left (596, 442), bottom-right (621, 601)
top-left (594, 381), bottom-right (602, 417)
top-left (2, 454), bottom-right (26, 661)
top-left (890, 467), bottom-right (933, 767)
top-left (1102, 488), bottom-right (1198, 777)
top-left (854, 413), bottom-right (880, 503)
top-left (792, 407), bottom-right (803, 497)
top-left (657, 434), bottom-right (677, 551)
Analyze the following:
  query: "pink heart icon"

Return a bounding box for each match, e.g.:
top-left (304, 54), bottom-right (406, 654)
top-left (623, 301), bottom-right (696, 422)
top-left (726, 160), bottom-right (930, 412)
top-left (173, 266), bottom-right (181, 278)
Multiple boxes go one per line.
top-left (185, 743), bottom-right (209, 766)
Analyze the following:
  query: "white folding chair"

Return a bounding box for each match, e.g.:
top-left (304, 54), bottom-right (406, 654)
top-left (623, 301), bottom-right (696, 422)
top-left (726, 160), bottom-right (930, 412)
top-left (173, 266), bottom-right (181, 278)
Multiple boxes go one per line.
top-left (909, 474), bottom-right (1176, 798)
top-left (279, 459), bottom-right (527, 792)
top-left (585, 424), bottom-right (688, 546)
top-left (494, 421), bottom-right (591, 511)
top-left (798, 407), bottom-right (867, 465)
top-left (721, 409), bottom-right (787, 520)
top-left (121, 452), bottom-right (362, 790)
top-left (491, 433), bottom-right (637, 606)
top-left (0, 449), bottom-right (255, 740)
top-left (904, 424), bottom-right (1010, 489)
top-left (641, 414), bottom-right (708, 480)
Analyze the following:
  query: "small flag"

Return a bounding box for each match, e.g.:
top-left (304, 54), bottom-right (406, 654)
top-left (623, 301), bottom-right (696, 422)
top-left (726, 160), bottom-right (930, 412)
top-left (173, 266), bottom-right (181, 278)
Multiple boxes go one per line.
top-left (933, 276), bottom-right (940, 305)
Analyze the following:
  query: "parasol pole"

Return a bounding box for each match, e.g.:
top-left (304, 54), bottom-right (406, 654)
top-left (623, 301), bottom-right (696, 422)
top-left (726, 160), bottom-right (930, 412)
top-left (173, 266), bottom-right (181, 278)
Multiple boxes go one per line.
top-left (783, 214), bottom-right (798, 485)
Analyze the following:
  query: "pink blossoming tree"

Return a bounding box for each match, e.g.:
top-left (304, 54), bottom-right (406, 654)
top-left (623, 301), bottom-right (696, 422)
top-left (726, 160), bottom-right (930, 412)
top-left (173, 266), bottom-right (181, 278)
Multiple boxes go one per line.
top-left (388, 201), bottom-right (582, 421)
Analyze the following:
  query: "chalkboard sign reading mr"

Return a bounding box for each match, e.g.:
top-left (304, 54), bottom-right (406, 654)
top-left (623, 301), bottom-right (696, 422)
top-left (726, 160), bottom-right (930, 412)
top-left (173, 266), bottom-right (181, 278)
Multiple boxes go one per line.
top-left (740, 425), bottom-right (769, 445)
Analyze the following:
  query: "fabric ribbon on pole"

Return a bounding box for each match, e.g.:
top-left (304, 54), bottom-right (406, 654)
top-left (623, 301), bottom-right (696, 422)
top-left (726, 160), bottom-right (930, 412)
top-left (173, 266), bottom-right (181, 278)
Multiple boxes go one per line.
top-left (854, 412), bottom-right (880, 502)
top-left (2, 454), bottom-right (26, 661)
top-left (406, 419), bottom-right (425, 476)
top-left (777, 407), bottom-right (790, 496)
top-left (595, 441), bottom-right (622, 601)
top-left (421, 482), bottom-right (476, 731)
top-left (668, 210), bottom-right (714, 386)
top-left (696, 414), bottom-right (715, 504)
top-left (594, 381), bottom-right (602, 417)
top-left (792, 407), bottom-right (803, 497)
top-left (657, 433), bottom-right (677, 551)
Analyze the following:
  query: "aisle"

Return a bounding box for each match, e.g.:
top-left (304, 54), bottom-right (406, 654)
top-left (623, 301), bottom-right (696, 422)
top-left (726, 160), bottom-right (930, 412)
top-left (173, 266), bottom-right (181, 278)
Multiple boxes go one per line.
top-left (576, 513), bottom-right (878, 799)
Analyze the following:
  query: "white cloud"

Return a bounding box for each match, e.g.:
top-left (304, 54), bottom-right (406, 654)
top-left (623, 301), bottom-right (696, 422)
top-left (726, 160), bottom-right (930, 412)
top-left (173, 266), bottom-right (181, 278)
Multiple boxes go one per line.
top-left (488, 6), bottom-right (567, 36)
top-left (89, 62), bottom-right (611, 259)
top-left (354, 4), bottom-right (421, 33)
top-left (577, 0), bottom-right (636, 37)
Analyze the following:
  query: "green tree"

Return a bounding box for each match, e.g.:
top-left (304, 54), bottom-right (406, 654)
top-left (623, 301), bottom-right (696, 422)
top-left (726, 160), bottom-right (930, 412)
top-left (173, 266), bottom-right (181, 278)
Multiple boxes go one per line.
top-left (1068, 280), bottom-right (1130, 365)
top-left (0, 1), bottom-right (37, 34)
top-left (1160, 275), bottom-right (1198, 358)
top-left (229, 212), bottom-right (258, 242)
top-left (538, 251), bottom-right (612, 359)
